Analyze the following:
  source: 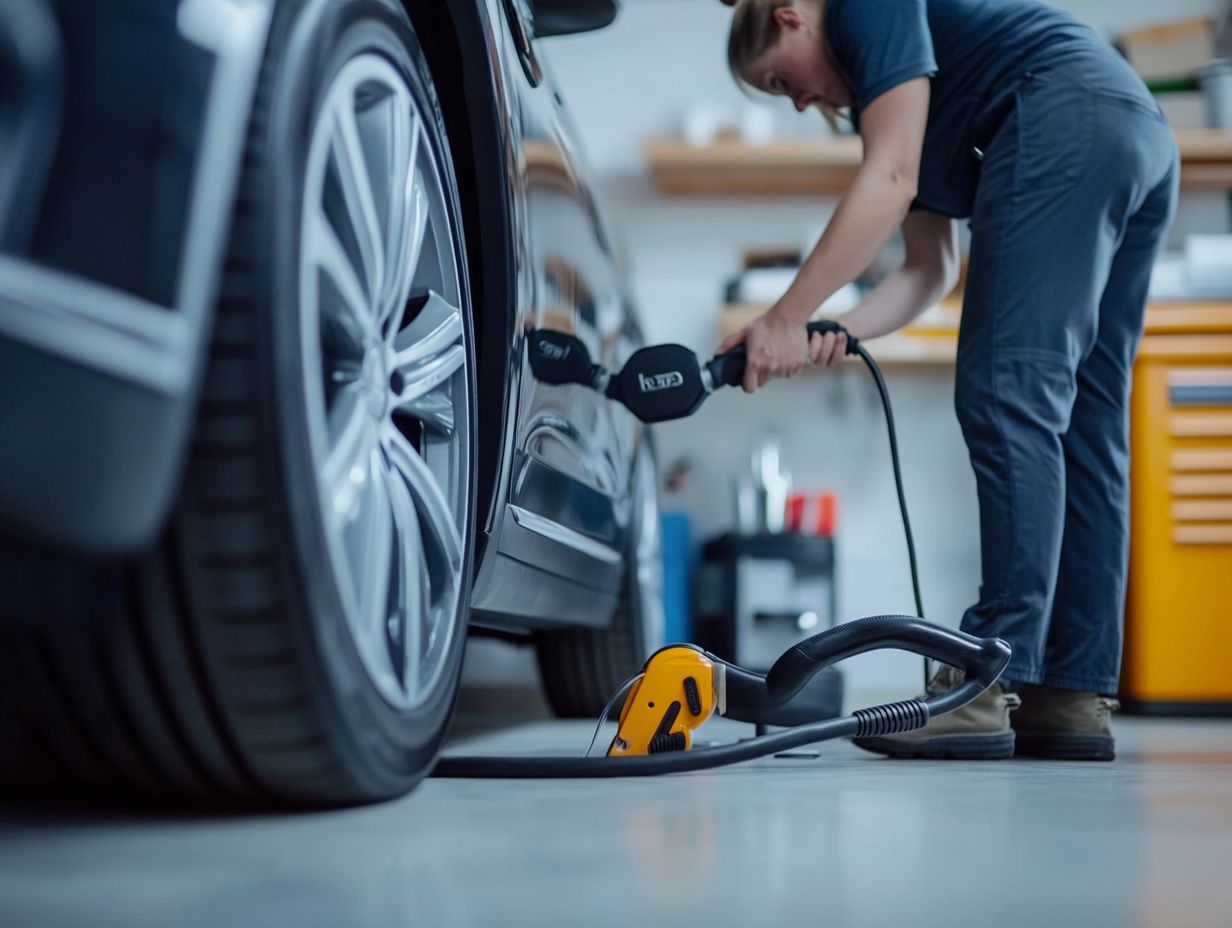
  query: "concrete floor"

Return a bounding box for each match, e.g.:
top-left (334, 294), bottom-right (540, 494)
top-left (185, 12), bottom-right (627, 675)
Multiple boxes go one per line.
top-left (1, 694), bottom-right (1230, 928)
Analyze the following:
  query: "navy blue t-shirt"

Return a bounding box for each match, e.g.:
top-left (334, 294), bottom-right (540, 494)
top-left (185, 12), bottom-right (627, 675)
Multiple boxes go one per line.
top-left (825, 0), bottom-right (1128, 218)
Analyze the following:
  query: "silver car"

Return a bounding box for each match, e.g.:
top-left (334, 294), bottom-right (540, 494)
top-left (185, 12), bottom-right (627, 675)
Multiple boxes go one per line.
top-left (0, 0), bottom-right (661, 805)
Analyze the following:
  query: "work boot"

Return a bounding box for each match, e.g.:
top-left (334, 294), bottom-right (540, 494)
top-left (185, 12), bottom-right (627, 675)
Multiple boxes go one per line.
top-left (853, 664), bottom-right (1020, 759)
top-left (1011, 683), bottom-right (1118, 761)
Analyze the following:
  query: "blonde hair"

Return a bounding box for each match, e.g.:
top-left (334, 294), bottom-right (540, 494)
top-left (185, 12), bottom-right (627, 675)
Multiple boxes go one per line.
top-left (723, 0), bottom-right (800, 87)
top-left (722, 0), bottom-right (844, 130)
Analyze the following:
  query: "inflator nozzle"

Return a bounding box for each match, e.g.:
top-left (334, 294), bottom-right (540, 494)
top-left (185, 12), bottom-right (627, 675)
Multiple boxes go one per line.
top-left (526, 329), bottom-right (607, 390)
top-left (704, 320), bottom-right (860, 390)
top-left (525, 321), bottom-right (858, 424)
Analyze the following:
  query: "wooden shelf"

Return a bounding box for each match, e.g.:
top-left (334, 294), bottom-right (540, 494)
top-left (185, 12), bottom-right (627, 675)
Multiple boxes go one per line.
top-left (646, 129), bottom-right (1232, 197)
top-left (1178, 129), bottom-right (1232, 190)
top-left (645, 136), bottom-right (863, 197)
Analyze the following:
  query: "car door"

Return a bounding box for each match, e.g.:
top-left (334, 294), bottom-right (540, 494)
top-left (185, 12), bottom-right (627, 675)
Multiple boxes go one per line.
top-left (500, 0), bottom-right (641, 576)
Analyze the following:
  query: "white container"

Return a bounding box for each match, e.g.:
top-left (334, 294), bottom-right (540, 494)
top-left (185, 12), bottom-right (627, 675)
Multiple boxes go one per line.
top-left (751, 439), bottom-right (791, 534)
top-left (682, 103), bottom-right (728, 147)
top-left (734, 476), bottom-right (760, 535)
top-left (1200, 59), bottom-right (1232, 128)
top-left (738, 103), bottom-right (777, 145)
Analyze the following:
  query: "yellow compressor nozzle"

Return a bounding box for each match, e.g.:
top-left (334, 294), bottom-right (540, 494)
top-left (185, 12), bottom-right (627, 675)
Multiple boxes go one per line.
top-left (607, 646), bottom-right (719, 757)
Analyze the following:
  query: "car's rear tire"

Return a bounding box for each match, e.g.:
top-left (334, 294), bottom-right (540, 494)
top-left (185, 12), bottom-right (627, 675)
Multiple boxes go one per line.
top-left (536, 436), bottom-right (664, 718)
top-left (0, 0), bottom-right (475, 806)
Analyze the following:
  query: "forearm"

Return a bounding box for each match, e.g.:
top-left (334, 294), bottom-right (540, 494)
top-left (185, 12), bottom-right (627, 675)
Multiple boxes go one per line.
top-left (838, 261), bottom-right (951, 341)
top-left (773, 163), bottom-right (916, 327)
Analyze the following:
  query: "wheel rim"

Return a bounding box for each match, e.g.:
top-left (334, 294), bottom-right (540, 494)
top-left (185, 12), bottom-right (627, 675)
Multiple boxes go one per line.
top-left (299, 53), bottom-right (470, 710)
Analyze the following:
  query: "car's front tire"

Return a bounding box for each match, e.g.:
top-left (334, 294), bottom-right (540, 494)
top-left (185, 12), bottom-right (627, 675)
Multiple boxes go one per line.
top-left (0, 0), bottom-right (475, 806)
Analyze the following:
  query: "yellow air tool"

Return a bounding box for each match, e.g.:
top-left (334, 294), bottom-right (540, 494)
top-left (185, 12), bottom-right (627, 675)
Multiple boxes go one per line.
top-left (607, 646), bottom-right (722, 757)
top-left (433, 618), bottom-right (1011, 778)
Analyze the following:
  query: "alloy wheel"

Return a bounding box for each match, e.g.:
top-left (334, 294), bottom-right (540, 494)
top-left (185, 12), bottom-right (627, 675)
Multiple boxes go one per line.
top-left (298, 53), bottom-right (471, 710)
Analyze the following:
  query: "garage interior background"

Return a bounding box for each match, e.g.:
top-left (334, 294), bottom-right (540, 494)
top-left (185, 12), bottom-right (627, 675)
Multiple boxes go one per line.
top-left (464, 0), bottom-right (1232, 696)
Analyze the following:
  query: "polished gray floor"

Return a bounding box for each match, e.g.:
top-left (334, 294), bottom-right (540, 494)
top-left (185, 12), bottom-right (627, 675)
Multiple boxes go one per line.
top-left (2, 692), bottom-right (1230, 928)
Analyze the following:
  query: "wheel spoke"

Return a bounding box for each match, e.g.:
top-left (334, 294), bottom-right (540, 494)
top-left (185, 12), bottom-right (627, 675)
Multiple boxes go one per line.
top-left (354, 448), bottom-right (391, 660)
top-left (390, 292), bottom-right (464, 425)
top-left (398, 390), bottom-right (454, 435)
top-left (314, 213), bottom-right (373, 343)
top-left (330, 86), bottom-right (386, 302)
top-left (392, 291), bottom-right (462, 367)
top-left (324, 385), bottom-right (374, 521)
top-left (384, 458), bottom-right (423, 697)
top-left (393, 346), bottom-right (463, 425)
top-left (414, 551), bottom-right (433, 669)
top-left (385, 426), bottom-right (463, 574)
top-left (380, 108), bottom-right (426, 336)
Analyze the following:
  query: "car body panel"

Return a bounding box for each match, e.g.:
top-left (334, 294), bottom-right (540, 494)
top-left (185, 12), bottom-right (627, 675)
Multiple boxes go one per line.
top-left (466, 0), bottom-right (646, 629)
top-left (0, 0), bottom-right (647, 632)
top-left (0, 0), bottom-right (272, 553)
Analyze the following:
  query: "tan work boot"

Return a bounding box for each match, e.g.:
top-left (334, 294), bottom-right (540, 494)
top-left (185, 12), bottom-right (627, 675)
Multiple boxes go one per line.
top-left (853, 665), bottom-right (1020, 759)
top-left (1011, 683), bottom-right (1118, 761)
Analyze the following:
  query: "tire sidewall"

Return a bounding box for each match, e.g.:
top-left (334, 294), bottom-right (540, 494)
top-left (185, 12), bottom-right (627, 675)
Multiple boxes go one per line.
top-left (259, 0), bottom-right (476, 792)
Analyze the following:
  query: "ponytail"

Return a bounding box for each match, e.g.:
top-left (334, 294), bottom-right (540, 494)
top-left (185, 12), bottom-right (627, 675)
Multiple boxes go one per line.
top-left (724, 0), bottom-right (805, 88)
top-left (723, 0), bottom-right (841, 130)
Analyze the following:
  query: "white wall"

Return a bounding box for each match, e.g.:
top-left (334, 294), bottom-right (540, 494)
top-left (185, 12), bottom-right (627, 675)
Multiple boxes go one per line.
top-left (465, 0), bottom-right (1232, 696)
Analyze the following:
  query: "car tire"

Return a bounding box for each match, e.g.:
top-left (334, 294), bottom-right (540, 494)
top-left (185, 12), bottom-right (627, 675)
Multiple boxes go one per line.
top-left (0, 0), bottom-right (475, 806)
top-left (535, 436), bottom-right (665, 718)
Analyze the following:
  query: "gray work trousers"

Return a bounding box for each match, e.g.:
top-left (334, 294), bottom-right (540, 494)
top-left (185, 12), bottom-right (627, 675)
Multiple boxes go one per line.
top-left (955, 64), bottom-right (1179, 693)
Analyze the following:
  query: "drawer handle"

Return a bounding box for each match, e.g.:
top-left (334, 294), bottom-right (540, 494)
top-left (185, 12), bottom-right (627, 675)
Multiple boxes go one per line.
top-left (1169, 385), bottom-right (1232, 406)
top-left (1171, 500), bottom-right (1232, 522)
top-left (1173, 524), bottom-right (1232, 545)
top-left (1171, 475), bottom-right (1232, 496)
top-left (1171, 449), bottom-right (1232, 472)
top-left (1169, 414), bottom-right (1232, 437)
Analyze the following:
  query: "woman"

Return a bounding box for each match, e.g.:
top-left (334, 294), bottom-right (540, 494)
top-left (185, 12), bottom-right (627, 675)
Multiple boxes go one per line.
top-left (717, 0), bottom-right (1178, 760)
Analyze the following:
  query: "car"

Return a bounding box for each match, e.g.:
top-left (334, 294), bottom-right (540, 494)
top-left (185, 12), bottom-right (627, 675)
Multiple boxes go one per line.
top-left (0, 0), bottom-right (662, 805)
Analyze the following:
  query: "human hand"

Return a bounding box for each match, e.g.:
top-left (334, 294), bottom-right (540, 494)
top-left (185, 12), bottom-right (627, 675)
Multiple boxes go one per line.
top-left (716, 312), bottom-right (847, 394)
top-left (807, 326), bottom-right (849, 370)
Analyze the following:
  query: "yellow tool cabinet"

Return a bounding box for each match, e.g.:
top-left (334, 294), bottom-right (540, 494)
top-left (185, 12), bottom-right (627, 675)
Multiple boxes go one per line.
top-left (1122, 304), bottom-right (1232, 714)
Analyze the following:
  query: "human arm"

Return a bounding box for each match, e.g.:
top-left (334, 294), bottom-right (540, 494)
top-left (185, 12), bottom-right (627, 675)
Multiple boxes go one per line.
top-left (837, 208), bottom-right (959, 342)
top-left (722, 77), bottom-right (932, 391)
